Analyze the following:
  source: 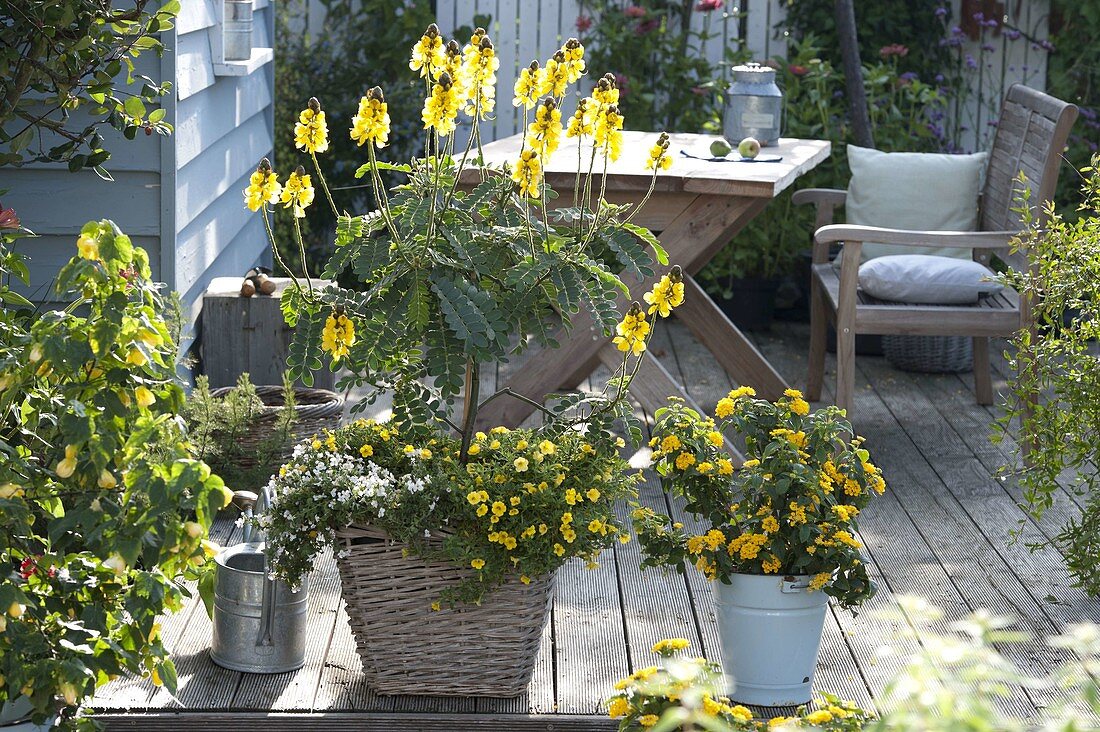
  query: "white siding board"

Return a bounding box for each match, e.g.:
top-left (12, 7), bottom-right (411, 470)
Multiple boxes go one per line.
top-left (177, 0), bottom-right (218, 35)
top-left (174, 67), bottom-right (273, 168)
top-left (6, 169), bottom-right (161, 237)
top-left (175, 108), bottom-right (272, 229)
top-left (176, 29), bottom-right (217, 101)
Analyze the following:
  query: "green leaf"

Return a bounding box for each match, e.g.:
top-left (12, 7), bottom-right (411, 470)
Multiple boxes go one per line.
top-left (124, 96), bottom-right (146, 120)
top-left (623, 222), bottom-right (668, 265)
top-left (9, 127), bottom-right (33, 153)
top-left (354, 160), bottom-right (413, 178)
top-left (148, 108), bottom-right (166, 123)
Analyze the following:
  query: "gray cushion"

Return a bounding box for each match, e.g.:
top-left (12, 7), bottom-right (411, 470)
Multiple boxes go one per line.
top-left (846, 145), bottom-right (988, 262)
top-left (858, 255), bottom-right (1004, 305)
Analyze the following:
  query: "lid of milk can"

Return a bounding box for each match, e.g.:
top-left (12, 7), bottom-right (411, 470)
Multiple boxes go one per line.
top-left (731, 62), bottom-right (777, 85)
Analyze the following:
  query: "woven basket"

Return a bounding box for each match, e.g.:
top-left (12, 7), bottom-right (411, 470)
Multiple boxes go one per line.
top-left (882, 335), bottom-right (973, 373)
top-left (209, 385), bottom-right (343, 469)
top-left (334, 524), bottom-right (554, 697)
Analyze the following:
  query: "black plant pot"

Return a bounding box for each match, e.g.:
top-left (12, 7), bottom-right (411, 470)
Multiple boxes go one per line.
top-left (712, 277), bottom-right (781, 332)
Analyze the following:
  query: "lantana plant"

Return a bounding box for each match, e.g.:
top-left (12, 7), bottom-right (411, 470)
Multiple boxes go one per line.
top-left (243, 27), bottom-right (684, 600)
top-left (0, 217), bottom-right (228, 727)
top-left (632, 390), bottom-right (885, 609)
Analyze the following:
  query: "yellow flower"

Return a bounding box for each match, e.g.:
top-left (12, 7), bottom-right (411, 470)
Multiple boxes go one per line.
top-left (608, 696), bottom-right (630, 719)
top-left (645, 131), bottom-right (673, 171)
top-left (638, 714), bottom-right (659, 727)
top-left (565, 98), bottom-right (594, 138)
top-left (77, 233), bottom-right (99, 260)
top-left (659, 434), bottom-right (681, 452)
top-left (126, 347), bottom-right (148, 367)
top-left (467, 491), bottom-right (483, 505)
top-left (715, 398), bottom-right (735, 418)
top-left (511, 149), bottom-right (542, 198)
top-left (462, 35), bottom-right (499, 118)
top-left (422, 71), bottom-right (463, 136)
top-left (514, 457), bottom-right (530, 472)
top-left (761, 556), bottom-right (782, 574)
top-left (761, 515), bottom-right (779, 533)
top-left (134, 386), bottom-right (156, 408)
top-left (717, 458), bottom-right (734, 475)
top-left (730, 705), bottom-right (754, 722)
top-left (612, 302), bottom-right (649, 356)
top-left (538, 439), bottom-right (556, 456)
top-left (592, 73), bottom-right (620, 106)
top-left (294, 97), bottom-right (329, 154)
top-left (321, 312), bottom-right (355, 362)
top-left (492, 501), bottom-right (506, 516)
top-left (467, 443), bottom-right (481, 456)
top-left (409, 23), bottom-right (445, 77)
top-left (513, 60), bottom-right (543, 109)
top-left (243, 158), bottom-right (282, 212)
top-left (789, 397), bottom-right (810, 416)
top-left (769, 716), bottom-right (792, 728)
top-left (553, 543), bottom-right (565, 556)
top-left (593, 103), bottom-right (624, 161)
top-left (476, 504), bottom-right (488, 517)
top-left (808, 572), bottom-right (831, 591)
top-left (538, 49), bottom-right (570, 98)
top-left (526, 99), bottom-right (563, 159)
top-left (97, 469), bottom-right (117, 489)
top-left (280, 166), bottom-right (315, 218)
top-left (706, 431), bottom-right (723, 447)
top-left (360, 444), bottom-right (374, 458)
top-left (588, 519), bottom-right (604, 533)
top-left (350, 86), bottom-right (391, 148)
top-left (560, 38), bottom-right (586, 82)
top-left (470, 558), bottom-right (486, 570)
top-left (643, 267), bottom-right (685, 317)
top-left (805, 709), bottom-right (833, 725)
top-left (586, 488), bottom-right (601, 502)
top-left (652, 637), bottom-right (690, 654)
top-left (55, 444), bottom-right (78, 478)
top-left (675, 451), bottom-right (696, 470)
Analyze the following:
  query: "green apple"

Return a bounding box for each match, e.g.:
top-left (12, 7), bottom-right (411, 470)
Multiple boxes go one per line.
top-left (709, 138), bottom-right (732, 158)
top-left (738, 136), bottom-right (761, 159)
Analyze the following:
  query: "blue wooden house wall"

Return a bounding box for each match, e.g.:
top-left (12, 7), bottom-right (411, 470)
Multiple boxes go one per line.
top-left (3, 0), bottom-right (275, 352)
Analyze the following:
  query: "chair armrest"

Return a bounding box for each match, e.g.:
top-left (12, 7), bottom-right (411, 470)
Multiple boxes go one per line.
top-left (814, 224), bottom-right (1017, 250)
top-left (792, 188), bottom-right (847, 208)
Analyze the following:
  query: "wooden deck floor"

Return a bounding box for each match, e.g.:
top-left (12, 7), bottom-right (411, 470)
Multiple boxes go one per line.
top-left (92, 320), bottom-right (1100, 730)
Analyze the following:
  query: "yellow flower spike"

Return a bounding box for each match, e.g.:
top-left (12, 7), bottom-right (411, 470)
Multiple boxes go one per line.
top-left (294, 97), bottom-right (330, 154)
top-left (593, 103), bottom-right (624, 161)
top-left (321, 311), bottom-right (355, 362)
top-left (462, 35), bottom-right (499, 118)
top-left (643, 265), bottom-right (685, 317)
top-left (645, 131), bottom-right (673, 171)
top-left (612, 302), bottom-right (649, 356)
top-left (409, 23), bottom-right (445, 77)
top-left (421, 71), bottom-right (463, 136)
top-left (510, 149), bottom-right (543, 198)
top-left (512, 60), bottom-right (542, 109)
top-left (526, 98), bottom-right (563, 160)
top-left (538, 49), bottom-right (570, 98)
top-left (565, 98), bottom-right (594, 139)
top-left (560, 38), bottom-right (586, 83)
top-left (592, 73), bottom-right (620, 106)
top-left (243, 158), bottom-right (282, 212)
top-left (350, 86), bottom-right (391, 149)
top-left (280, 166), bottom-right (315, 219)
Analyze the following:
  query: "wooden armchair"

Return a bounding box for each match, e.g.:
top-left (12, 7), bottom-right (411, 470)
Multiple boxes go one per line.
top-left (794, 84), bottom-right (1078, 414)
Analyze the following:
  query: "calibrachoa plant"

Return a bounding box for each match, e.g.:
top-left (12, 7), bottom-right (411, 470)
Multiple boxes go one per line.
top-left (260, 419), bottom-right (639, 604)
top-left (632, 390), bottom-right (885, 609)
top-left (0, 217), bottom-right (228, 727)
top-left (243, 25), bottom-right (685, 603)
top-left (606, 638), bottom-right (872, 730)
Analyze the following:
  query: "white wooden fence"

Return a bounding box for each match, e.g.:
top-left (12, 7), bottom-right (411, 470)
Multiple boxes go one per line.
top-left (304, 0), bottom-right (1051, 152)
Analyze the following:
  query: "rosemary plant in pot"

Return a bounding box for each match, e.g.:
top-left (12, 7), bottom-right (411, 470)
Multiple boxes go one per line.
top-left (633, 389), bottom-right (885, 706)
top-left (243, 26), bottom-right (683, 696)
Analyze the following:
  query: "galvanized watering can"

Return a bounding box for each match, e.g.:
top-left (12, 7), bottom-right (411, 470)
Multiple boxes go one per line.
top-left (210, 490), bottom-right (307, 673)
top-left (723, 62), bottom-right (783, 147)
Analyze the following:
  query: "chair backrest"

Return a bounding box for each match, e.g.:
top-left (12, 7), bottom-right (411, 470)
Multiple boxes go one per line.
top-left (980, 84), bottom-right (1078, 242)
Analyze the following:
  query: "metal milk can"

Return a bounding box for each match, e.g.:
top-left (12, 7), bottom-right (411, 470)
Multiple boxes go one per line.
top-left (222, 0), bottom-right (254, 62)
top-left (210, 491), bottom-right (307, 673)
top-left (723, 62), bottom-right (783, 147)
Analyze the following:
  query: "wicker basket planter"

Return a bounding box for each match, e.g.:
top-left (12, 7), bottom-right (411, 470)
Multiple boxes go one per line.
top-left (208, 385), bottom-right (343, 470)
top-left (334, 524), bottom-right (554, 697)
top-left (882, 334), bottom-right (973, 373)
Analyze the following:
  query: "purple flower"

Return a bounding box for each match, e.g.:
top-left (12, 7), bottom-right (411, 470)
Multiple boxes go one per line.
top-left (1040, 39), bottom-right (1055, 52)
top-left (984, 18), bottom-right (999, 28)
top-left (934, 6), bottom-right (948, 17)
top-left (973, 11), bottom-right (984, 21)
top-left (1005, 28), bottom-right (1021, 40)
top-left (981, 43), bottom-right (996, 52)
top-left (965, 53), bottom-right (978, 70)
top-left (900, 71), bottom-right (919, 81)
top-left (934, 73), bottom-right (945, 83)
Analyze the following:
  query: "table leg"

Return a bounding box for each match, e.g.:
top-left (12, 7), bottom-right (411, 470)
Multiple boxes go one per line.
top-left (474, 194), bottom-right (770, 430)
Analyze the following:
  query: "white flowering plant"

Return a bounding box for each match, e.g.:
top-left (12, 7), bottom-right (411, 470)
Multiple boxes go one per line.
top-left (632, 390), bottom-right (885, 609)
top-left (260, 418), bottom-right (639, 605)
top-left (605, 638), bottom-right (872, 731)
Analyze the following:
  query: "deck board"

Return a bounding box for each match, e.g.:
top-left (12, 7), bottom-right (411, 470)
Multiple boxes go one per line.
top-left (93, 319), bottom-right (1100, 729)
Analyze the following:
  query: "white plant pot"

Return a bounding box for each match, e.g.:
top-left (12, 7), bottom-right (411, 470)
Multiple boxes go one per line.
top-left (0, 696), bottom-right (57, 731)
top-left (714, 573), bottom-right (829, 706)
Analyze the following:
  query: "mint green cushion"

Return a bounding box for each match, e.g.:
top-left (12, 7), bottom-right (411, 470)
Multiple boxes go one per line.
top-left (845, 145), bottom-right (987, 261)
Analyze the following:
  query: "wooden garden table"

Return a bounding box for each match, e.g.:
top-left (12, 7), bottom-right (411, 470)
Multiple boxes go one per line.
top-left (462, 131), bottom-right (831, 439)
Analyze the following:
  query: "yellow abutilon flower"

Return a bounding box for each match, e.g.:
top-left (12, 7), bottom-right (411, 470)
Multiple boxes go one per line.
top-left (135, 385), bottom-right (156, 407)
top-left (76, 232), bottom-right (99, 260)
top-left (350, 86), bottom-right (391, 148)
top-left (409, 23), bottom-right (445, 77)
top-left (280, 166), bottom-right (315, 219)
top-left (512, 60), bottom-right (542, 109)
top-left (421, 72), bottom-right (463, 136)
top-left (321, 311), bottom-right (355, 362)
top-left (243, 158), bottom-right (281, 212)
top-left (643, 265), bottom-right (685, 317)
top-left (526, 99), bottom-right (562, 159)
top-left (55, 445), bottom-right (78, 479)
top-left (294, 97), bottom-right (329, 154)
top-left (510, 149), bottom-right (542, 198)
top-left (612, 302), bottom-right (650, 356)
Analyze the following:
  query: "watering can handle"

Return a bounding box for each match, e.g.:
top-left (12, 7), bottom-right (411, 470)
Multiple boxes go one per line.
top-left (258, 566), bottom-right (278, 647)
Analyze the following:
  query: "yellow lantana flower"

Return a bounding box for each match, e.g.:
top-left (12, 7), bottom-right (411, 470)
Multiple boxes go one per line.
top-left (350, 87), bottom-right (391, 148)
top-left (607, 696), bottom-right (630, 718)
top-left (651, 637), bottom-right (690, 654)
top-left (638, 714), bottom-right (659, 727)
top-left (729, 385), bottom-right (757, 399)
top-left (294, 98), bottom-right (329, 154)
top-left (280, 166), bottom-right (315, 219)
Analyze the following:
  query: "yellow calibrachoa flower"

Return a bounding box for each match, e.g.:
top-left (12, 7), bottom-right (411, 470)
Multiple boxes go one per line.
top-left (526, 98), bottom-right (563, 159)
top-left (294, 97), bottom-right (329, 154)
top-left (280, 166), bottom-right (315, 219)
top-left (321, 311), bottom-right (355, 362)
top-left (613, 302), bottom-right (649, 356)
top-left (643, 265), bottom-right (685, 317)
top-left (470, 558), bottom-right (486, 570)
top-left (513, 457), bottom-right (529, 472)
top-left (512, 60), bottom-right (542, 109)
top-left (350, 86), bottom-right (391, 148)
top-left (243, 158), bottom-right (281, 212)
top-left (77, 232), bottom-right (99, 260)
top-left (511, 149), bottom-right (542, 198)
top-left (409, 23), bottom-right (445, 77)
top-left (645, 131), bottom-right (673, 171)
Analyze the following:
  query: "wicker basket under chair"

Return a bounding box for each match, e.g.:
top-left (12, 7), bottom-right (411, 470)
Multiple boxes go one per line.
top-left (334, 524), bottom-right (554, 697)
top-left (209, 385), bottom-right (343, 469)
top-left (881, 334), bottom-right (973, 373)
